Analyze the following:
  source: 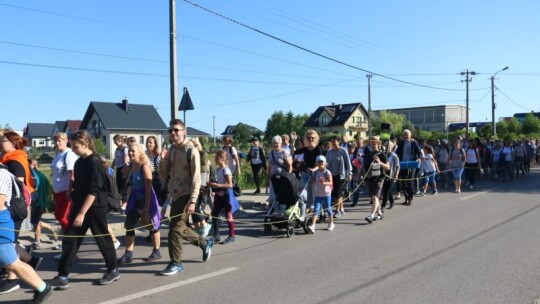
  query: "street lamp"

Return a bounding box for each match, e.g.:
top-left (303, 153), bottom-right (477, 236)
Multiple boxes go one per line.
top-left (460, 69), bottom-right (477, 138)
top-left (491, 66), bottom-right (509, 137)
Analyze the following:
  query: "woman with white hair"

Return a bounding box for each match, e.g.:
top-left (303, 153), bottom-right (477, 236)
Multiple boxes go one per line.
top-left (265, 135), bottom-right (292, 205)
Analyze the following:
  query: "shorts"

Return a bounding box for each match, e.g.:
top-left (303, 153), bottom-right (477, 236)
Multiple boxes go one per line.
top-left (30, 205), bottom-right (44, 227)
top-left (365, 178), bottom-right (384, 197)
top-left (0, 243), bottom-right (18, 268)
top-left (331, 176), bottom-right (345, 200)
top-left (423, 171), bottom-right (436, 185)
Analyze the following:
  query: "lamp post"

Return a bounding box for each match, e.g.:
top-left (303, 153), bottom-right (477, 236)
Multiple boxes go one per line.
top-left (460, 69), bottom-right (477, 138)
top-left (441, 113), bottom-right (445, 133)
top-left (491, 66), bottom-right (509, 137)
top-left (366, 74), bottom-right (373, 137)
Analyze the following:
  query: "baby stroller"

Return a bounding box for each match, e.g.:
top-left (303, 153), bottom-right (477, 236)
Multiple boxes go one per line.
top-left (264, 172), bottom-right (308, 237)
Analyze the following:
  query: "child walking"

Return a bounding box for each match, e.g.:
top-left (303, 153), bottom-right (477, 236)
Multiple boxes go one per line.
top-left (209, 150), bottom-right (236, 244)
top-left (307, 155), bottom-right (334, 233)
top-left (422, 145), bottom-right (440, 195)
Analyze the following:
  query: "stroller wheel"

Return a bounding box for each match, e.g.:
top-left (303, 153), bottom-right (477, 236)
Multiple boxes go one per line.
top-left (303, 218), bottom-right (310, 234)
top-left (286, 227), bottom-right (294, 238)
top-left (264, 224), bottom-right (272, 235)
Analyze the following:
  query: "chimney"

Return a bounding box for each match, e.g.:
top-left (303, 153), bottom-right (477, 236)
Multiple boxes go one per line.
top-left (122, 97), bottom-right (129, 113)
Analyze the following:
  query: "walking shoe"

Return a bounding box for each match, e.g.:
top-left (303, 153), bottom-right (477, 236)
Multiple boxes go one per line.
top-left (143, 250), bottom-right (162, 262)
top-left (202, 239), bottom-right (214, 262)
top-left (307, 224), bottom-right (315, 234)
top-left (327, 223), bottom-right (335, 231)
top-left (376, 214), bottom-right (384, 221)
top-left (117, 253), bottom-right (133, 264)
top-left (394, 193), bottom-right (401, 200)
top-left (0, 279), bottom-right (20, 294)
top-left (365, 215), bottom-right (374, 224)
top-left (211, 236), bottom-right (221, 243)
top-left (220, 236), bottom-right (236, 244)
top-left (32, 283), bottom-right (53, 303)
top-left (113, 240), bottom-right (121, 250)
top-left (161, 261), bottom-right (183, 276)
top-left (48, 276), bottom-right (69, 290)
top-left (334, 211), bottom-right (342, 218)
top-left (98, 269), bottom-right (120, 285)
top-left (28, 256), bottom-right (44, 271)
top-left (388, 203), bottom-right (394, 209)
top-left (201, 223), bottom-right (212, 237)
top-left (433, 190), bottom-right (439, 195)
top-left (31, 241), bottom-right (43, 250)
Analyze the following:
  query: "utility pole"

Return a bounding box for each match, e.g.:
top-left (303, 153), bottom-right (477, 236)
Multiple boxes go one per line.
top-left (460, 69), bottom-right (476, 138)
top-left (169, 0), bottom-right (178, 120)
top-left (491, 66), bottom-right (509, 137)
top-left (366, 74), bottom-right (373, 138)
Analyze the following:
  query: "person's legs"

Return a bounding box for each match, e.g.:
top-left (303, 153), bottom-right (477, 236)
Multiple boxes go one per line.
top-left (57, 219), bottom-right (88, 277)
top-left (89, 207), bottom-right (117, 273)
top-left (53, 191), bottom-right (71, 233)
top-left (251, 164), bottom-right (262, 193)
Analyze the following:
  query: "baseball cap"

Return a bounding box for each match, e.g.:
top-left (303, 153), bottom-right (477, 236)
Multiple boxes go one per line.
top-left (316, 155), bottom-right (326, 162)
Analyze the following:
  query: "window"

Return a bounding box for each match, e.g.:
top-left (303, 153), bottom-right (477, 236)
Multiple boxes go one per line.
top-left (102, 136), bottom-right (106, 144)
top-left (321, 117), bottom-right (329, 126)
top-left (140, 136), bottom-right (144, 144)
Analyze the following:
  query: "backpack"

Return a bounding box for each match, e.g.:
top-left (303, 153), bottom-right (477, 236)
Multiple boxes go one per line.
top-left (0, 166), bottom-right (29, 222)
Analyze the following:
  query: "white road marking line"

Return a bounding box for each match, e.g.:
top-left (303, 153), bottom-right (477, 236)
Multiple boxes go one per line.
top-left (101, 267), bottom-right (239, 304)
top-left (461, 191), bottom-right (487, 200)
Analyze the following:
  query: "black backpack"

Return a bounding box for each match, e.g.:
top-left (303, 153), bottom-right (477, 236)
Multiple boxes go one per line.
top-left (0, 166), bottom-right (28, 222)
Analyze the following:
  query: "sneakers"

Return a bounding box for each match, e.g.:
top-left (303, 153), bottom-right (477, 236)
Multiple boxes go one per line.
top-left (0, 279), bottom-right (20, 294)
top-left (113, 240), bottom-right (121, 250)
top-left (327, 223), bottom-right (335, 231)
top-left (307, 224), bottom-right (316, 234)
top-left (98, 269), bottom-right (120, 285)
top-left (376, 214), bottom-right (384, 221)
top-left (143, 250), bottom-right (162, 262)
top-left (28, 256), bottom-right (44, 271)
top-left (197, 223), bottom-right (212, 238)
top-left (49, 276), bottom-right (69, 290)
top-left (433, 190), bottom-right (439, 195)
top-left (202, 239), bottom-right (213, 262)
top-left (117, 253), bottom-right (133, 264)
top-left (211, 236), bottom-right (221, 243)
top-left (32, 283), bottom-right (53, 303)
top-left (334, 211), bottom-right (342, 218)
top-left (221, 236), bottom-right (236, 244)
top-left (365, 215), bottom-right (374, 224)
top-left (161, 261), bottom-right (184, 276)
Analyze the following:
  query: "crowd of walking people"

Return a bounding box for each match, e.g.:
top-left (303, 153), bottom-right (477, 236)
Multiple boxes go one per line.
top-left (0, 124), bottom-right (538, 303)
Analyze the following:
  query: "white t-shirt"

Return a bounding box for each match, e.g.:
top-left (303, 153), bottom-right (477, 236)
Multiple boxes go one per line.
top-left (423, 153), bottom-right (437, 172)
top-left (0, 168), bottom-right (13, 208)
top-left (466, 148), bottom-right (479, 164)
top-left (51, 149), bottom-right (78, 193)
top-left (222, 146), bottom-right (238, 174)
top-left (114, 146), bottom-right (129, 168)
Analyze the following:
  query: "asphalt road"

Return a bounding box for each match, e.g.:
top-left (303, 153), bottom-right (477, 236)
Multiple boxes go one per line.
top-left (3, 168), bottom-right (540, 304)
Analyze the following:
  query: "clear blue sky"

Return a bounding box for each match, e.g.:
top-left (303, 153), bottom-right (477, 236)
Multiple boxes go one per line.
top-left (1, 0), bottom-right (539, 136)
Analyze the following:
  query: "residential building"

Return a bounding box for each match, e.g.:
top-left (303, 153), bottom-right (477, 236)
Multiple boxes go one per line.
top-left (221, 124), bottom-right (264, 137)
top-left (51, 120), bottom-right (82, 138)
top-left (303, 102), bottom-right (369, 138)
top-left (23, 123), bottom-right (55, 149)
top-left (80, 98), bottom-right (167, 159)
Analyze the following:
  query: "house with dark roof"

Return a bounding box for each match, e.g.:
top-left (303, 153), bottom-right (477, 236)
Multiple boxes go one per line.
top-left (513, 112), bottom-right (540, 123)
top-left (24, 123), bottom-right (56, 148)
top-left (304, 102), bottom-right (369, 138)
top-left (80, 98), bottom-right (167, 159)
top-left (221, 124), bottom-right (264, 137)
top-left (51, 120), bottom-right (82, 139)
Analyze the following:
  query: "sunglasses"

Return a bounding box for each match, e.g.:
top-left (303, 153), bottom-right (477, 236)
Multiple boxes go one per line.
top-left (168, 128), bottom-right (184, 133)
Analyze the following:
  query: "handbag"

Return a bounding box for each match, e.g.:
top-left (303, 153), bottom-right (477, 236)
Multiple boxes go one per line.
top-left (233, 180), bottom-right (242, 197)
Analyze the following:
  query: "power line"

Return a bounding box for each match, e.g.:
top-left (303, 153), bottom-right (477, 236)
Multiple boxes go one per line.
top-left (495, 86), bottom-right (532, 111)
top-left (182, 0), bottom-right (464, 92)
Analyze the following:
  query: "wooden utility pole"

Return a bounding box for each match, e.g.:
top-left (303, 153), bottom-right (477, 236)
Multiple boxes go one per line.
top-left (169, 0), bottom-right (178, 120)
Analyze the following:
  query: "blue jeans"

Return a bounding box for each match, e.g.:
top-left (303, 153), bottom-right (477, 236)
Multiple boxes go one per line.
top-left (313, 196), bottom-right (332, 218)
top-left (451, 167), bottom-right (464, 181)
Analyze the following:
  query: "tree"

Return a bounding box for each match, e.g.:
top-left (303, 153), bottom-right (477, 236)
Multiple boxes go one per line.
top-left (264, 111), bottom-right (309, 145)
top-left (477, 123), bottom-right (493, 139)
top-left (522, 113), bottom-right (540, 134)
top-left (371, 110), bottom-right (410, 137)
top-left (506, 117), bottom-right (521, 134)
top-left (234, 123), bottom-right (250, 144)
top-left (94, 138), bottom-right (106, 156)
